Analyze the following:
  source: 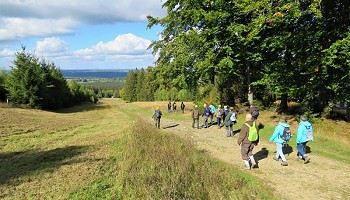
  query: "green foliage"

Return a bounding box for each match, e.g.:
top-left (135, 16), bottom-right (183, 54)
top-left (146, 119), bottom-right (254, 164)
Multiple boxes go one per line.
top-left (177, 89), bottom-right (193, 102)
top-left (5, 48), bottom-right (97, 109)
top-left (122, 70), bottom-right (137, 102)
top-left (0, 70), bottom-right (7, 101)
top-left (145, 0), bottom-right (350, 119)
top-left (78, 78), bottom-right (124, 98)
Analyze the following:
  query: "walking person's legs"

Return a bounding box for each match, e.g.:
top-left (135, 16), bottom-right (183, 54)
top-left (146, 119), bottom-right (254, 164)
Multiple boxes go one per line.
top-left (297, 142), bottom-right (310, 163)
top-left (203, 116), bottom-right (208, 128)
top-left (276, 143), bottom-right (288, 166)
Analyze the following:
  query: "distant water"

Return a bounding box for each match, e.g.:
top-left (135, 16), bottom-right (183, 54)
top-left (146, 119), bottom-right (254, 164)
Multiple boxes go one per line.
top-left (62, 70), bottom-right (128, 78)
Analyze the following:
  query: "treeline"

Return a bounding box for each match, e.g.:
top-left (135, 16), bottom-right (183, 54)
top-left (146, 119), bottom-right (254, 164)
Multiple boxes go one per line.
top-left (79, 79), bottom-right (124, 98)
top-left (130, 0), bottom-right (350, 118)
top-left (120, 68), bottom-right (194, 102)
top-left (0, 47), bottom-right (97, 109)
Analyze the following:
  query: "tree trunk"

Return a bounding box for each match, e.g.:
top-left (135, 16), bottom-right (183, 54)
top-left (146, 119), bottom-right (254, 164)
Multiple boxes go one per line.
top-left (346, 102), bottom-right (350, 122)
top-left (280, 93), bottom-right (288, 111)
top-left (247, 64), bottom-right (253, 104)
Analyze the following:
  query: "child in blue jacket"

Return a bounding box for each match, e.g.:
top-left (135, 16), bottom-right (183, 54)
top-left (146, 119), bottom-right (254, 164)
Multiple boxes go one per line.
top-left (270, 117), bottom-right (290, 166)
top-left (296, 116), bottom-right (313, 164)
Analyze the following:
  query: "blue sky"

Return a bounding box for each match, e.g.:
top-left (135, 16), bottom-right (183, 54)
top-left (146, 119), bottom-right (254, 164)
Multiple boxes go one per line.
top-left (0, 0), bottom-right (166, 70)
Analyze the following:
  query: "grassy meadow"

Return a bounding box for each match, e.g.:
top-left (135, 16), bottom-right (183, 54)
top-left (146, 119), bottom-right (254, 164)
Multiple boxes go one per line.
top-left (0, 99), bottom-right (276, 199)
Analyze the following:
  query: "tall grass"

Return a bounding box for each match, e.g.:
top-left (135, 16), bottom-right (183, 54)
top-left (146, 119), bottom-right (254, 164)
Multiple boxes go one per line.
top-left (70, 119), bottom-right (276, 199)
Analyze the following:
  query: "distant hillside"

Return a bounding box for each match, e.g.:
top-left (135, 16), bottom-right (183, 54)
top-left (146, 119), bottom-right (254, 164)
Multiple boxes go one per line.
top-left (62, 70), bottom-right (129, 78)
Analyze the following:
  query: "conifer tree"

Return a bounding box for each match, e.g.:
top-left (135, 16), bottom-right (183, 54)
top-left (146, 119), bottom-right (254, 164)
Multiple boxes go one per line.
top-left (123, 70), bottom-right (137, 102)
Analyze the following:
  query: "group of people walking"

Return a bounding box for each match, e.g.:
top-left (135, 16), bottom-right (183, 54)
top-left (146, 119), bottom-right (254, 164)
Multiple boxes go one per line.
top-left (167, 101), bottom-right (186, 113)
top-left (153, 102), bottom-right (314, 170)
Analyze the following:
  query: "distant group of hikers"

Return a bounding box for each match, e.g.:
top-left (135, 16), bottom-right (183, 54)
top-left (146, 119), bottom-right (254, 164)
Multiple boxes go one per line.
top-left (167, 101), bottom-right (186, 113)
top-left (152, 102), bottom-right (314, 170)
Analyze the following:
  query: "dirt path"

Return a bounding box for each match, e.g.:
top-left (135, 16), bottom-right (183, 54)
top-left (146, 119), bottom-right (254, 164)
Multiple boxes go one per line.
top-left (151, 116), bottom-right (350, 200)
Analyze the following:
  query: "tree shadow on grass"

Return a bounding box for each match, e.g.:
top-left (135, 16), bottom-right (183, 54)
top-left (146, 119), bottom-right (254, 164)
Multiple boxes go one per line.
top-left (52, 102), bottom-right (112, 114)
top-left (0, 145), bottom-right (90, 186)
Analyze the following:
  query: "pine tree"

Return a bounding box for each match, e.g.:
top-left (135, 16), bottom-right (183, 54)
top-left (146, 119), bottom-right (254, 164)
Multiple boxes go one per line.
top-left (123, 70), bottom-right (137, 102)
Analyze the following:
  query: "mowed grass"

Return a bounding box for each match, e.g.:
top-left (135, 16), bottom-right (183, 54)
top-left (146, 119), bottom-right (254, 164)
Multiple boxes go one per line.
top-left (0, 99), bottom-right (276, 199)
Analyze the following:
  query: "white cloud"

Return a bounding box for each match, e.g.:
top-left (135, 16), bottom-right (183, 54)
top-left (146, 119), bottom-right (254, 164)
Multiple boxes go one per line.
top-left (0, 17), bottom-right (77, 42)
top-left (0, 0), bottom-right (163, 69)
top-left (0, 48), bottom-right (15, 57)
top-left (75, 33), bottom-right (152, 56)
top-left (35, 37), bottom-right (69, 54)
top-left (0, 0), bottom-right (165, 42)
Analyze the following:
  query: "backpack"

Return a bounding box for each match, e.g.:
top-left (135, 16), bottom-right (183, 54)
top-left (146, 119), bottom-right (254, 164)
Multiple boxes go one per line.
top-left (218, 109), bottom-right (223, 116)
top-left (281, 126), bottom-right (291, 142)
top-left (251, 108), bottom-right (259, 119)
top-left (304, 125), bottom-right (313, 141)
top-left (245, 122), bottom-right (258, 142)
top-left (155, 110), bottom-right (161, 118)
top-left (230, 112), bottom-right (237, 122)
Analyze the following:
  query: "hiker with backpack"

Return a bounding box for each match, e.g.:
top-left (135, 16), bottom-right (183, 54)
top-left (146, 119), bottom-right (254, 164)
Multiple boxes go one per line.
top-left (152, 106), bottom-right (162, 129)
top-left (181, 102), bottom-right (185, 113)
top-left (237, 114), bottom-right (259, 170)
top-left (249, 104), bottom-right (259, 121)
top-left (269, 117), bottom-right (291, 166)
top-left (296, 116), bottom-right (314, 164)
top-left (214, 105), bottom-right (224, 129)
top-left (224, 107), bottom-right (237, 137)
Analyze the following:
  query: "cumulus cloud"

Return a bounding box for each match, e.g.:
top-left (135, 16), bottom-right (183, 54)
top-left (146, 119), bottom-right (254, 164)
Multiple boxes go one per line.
top-left (35, 37), bottom-right (69, 54)
top-left (0, 48), bottom-right (15, 57)
top-left (75, 33), bottom-right (152, 56)
top-left (0, 17), bottom-right (77, 42)
top-left (0, 0), bottom-right (163, 69)
top-left (0, 0), bottom-right (165, 42)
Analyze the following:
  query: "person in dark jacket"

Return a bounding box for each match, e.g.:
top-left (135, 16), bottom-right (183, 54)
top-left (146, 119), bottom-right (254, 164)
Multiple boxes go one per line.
top-left (167, 101), bottom-right (171, 113)
top-left (202, 104), bottom-right (211, 128)
top-left (249, 104), bottom-right (259, 121)
top-left (192, 105), bottom-right (200, 129)
top-left (237, 114), bottom-right (259, 170)
top-left (181, 102), bottom-right (185, 113)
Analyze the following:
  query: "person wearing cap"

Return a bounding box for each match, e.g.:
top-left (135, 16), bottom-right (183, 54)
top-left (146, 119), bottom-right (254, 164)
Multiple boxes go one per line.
top-left (152, 106), bottom-right (162, 129)
top-left (192, 105), bottom-right (200, 129)
top-left (214, 105), bottom-right (224, 129)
